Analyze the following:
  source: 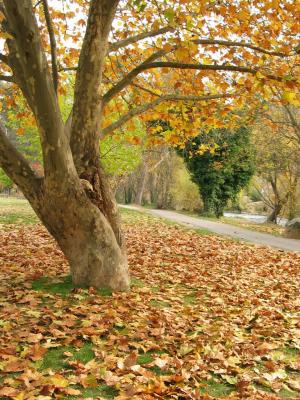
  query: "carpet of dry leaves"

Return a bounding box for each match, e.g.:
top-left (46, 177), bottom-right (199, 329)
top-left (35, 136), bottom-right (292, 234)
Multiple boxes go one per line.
top-left (0, 211), bottom-right (300, 400)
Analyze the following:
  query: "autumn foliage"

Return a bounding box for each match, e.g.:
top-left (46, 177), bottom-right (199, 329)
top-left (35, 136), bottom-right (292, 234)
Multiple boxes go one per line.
top-left (1, 211), bottom-right (300, 399)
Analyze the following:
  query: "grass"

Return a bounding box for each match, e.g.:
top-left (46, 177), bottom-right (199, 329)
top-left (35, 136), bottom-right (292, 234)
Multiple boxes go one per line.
top-left (38, 345), bottom-right (119, 399)
top-left (41, 342), bottom-right (95, 370)
top-left (32, 274), bottom-right (113, 297)
top-left (0, 196), bottom-right (38, 224)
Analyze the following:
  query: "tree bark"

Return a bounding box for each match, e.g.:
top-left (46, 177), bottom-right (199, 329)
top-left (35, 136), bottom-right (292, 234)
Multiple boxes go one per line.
top-left (37, 178), bottom-right (130, 291)
top-left (267, 175), bottom-right (283, 224)
top-left (267, 203), bottom-right (282, 224)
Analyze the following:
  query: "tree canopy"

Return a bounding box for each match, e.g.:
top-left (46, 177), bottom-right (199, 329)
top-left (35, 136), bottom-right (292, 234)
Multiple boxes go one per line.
top-left (0, 0), bottom-right (299, 148)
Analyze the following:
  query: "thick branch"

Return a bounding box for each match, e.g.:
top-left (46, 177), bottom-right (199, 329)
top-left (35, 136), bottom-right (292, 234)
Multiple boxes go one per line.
top-left (0, 123), bottom-right (42, 199)
top-left (3, 0), bottom-right (71, 175)
top-left (193, 39), bottom-right (289, 57)
top-left (60, 36), bottom-right (290, 76)
top-left (102, 93), bottom-right (234, 135)
top-left (103, 62), bottom-right (255, 104)
top-left (109, 26), bottom-right (173, 52)
top-left (70, 0), bottom-right (120, 172)
top-left (42, 0), bottom-right (59, 93)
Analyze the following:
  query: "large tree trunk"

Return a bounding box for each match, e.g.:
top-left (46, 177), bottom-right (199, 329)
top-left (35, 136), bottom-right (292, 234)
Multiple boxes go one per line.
top-left (37, 173), bottom-right (130, 291)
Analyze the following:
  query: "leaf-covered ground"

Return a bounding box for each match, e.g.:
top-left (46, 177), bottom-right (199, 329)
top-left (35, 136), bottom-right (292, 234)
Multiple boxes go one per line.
top-left (0, 207), bottom-right (300, 399)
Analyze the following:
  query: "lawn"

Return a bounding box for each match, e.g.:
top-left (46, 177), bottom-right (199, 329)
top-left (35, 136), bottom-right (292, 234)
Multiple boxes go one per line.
top-left (0, 197), bottom-right (38, 225)
top-left (0, 198), bottom-right (300, 399)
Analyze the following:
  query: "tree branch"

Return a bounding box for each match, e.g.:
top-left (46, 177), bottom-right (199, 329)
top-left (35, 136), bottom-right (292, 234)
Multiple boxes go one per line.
top-left (0, 123), bottom-right (42, 199)
top-left (0, 74), bottom-right (14, 82)
top-left (108, 26), bottom-right (173, 53)
top-left (42, 0), bottom-right (59, 93)
top-left (3, 0), bottom-right (70, 175)
top-left (103, 62), bottom-right (256, 104)
top-left (131, 82), bottom-right (160, 97)
top-left (102, 93), bottom-right (234, 136)
top-left (70, 0), bottom-right (120, 171)
top-left (193, 39), bottom-right (290, 57)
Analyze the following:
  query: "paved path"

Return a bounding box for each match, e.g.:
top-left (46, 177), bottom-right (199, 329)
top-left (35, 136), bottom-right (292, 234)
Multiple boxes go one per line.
top-left (121, 205), bottom-right (300, 253)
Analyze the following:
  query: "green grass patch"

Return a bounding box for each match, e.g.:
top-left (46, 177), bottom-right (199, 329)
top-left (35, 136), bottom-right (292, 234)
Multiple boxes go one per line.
top-left (137, 353), bottom-right (154, 365)
top-left (0, 212), bottom-right (38, 224)
top-left (32, 275), bottom-right (75, 296)
top-left (183, 291), bottom-right (197, 305)
top-left (0, 197), bottom-right (38, 224)
top-left (149, 299), bottom-right (171, 308)
top-left (72, 342), bottom-right (95, 364)
top-left (272, 347), bottom-right (300, 363)
top-left (148, 365), bottom-right (171, 376)
top-left (97, 287), bottom-right (113, 296)
top-left (32, 275), bottom-right (112, 297)
top-left (131, 277), bottom-right (145, 287)
top-left (254, 383), bottom-right (298, 399)
top-left (80, 385), bottom-right (119, 399)
top-left (61, 384), bottom-right (119, 399)
top-left (41, 342), bottom-right (95, 370)
top-left (199, 379), bottom-right (234, 397)
top-left (193, 227), bottom-right (214, 236)
top-left (41, 346), bottom-right (70, 370)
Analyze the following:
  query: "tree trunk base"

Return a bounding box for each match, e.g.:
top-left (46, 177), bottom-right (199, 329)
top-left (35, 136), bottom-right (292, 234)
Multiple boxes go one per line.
top-left (40, 181), bottom-right (130, 292)
top-left (69, 244), bottom-right (130, 291)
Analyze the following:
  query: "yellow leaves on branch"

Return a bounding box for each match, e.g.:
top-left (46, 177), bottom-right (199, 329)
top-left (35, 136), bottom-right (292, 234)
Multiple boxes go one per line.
top-left (282, 91), bottom-right (300, 106)
top-left (0, 0), bottom-right (299, 142)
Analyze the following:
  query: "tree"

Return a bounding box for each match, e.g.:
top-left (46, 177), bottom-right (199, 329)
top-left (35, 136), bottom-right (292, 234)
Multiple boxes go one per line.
top-left (252, 104), bottom-right (300, 223)
top-left (0, 1), bottom-right (298, 290)
top-left (180, 127), bottom-right (255, 217)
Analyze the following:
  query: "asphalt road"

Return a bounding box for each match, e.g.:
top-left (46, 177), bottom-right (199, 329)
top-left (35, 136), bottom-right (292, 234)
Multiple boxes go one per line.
top-left (121, 205), bottom-right (300, 253)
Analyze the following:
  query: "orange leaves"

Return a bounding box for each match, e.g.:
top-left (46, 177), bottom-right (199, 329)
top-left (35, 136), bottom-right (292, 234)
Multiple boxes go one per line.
top-left (125, 136), bottom-right (142, 145)
top-left (1, 213), bottom-right (300, 398)
top-left (0, 387), bottom-right (20, 399)
top-left (28, 344), bottom-right (47, 361)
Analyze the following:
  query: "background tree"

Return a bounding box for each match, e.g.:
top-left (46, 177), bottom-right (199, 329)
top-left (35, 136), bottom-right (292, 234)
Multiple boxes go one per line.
top-left (252, 104), bottom-right (300, 222)
top-left (0, 0), bottom-right (298, 290)
top-left (180, 127), bottom-right (255, 217)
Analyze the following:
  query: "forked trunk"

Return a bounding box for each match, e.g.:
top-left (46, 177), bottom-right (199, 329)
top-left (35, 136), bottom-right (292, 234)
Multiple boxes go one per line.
top-left (36, 175), bottom-right (130, 292)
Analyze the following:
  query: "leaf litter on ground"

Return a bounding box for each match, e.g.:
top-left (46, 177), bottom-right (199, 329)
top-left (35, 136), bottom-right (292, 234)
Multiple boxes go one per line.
top-left (0, 209), bottom-right (300, 399)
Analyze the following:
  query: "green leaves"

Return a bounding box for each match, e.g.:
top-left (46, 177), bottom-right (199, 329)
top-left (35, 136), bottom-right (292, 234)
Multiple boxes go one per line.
top-left (164, 8), bottom-right (175, 23)
top-left (179, 127), bottom-right (255, 218)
